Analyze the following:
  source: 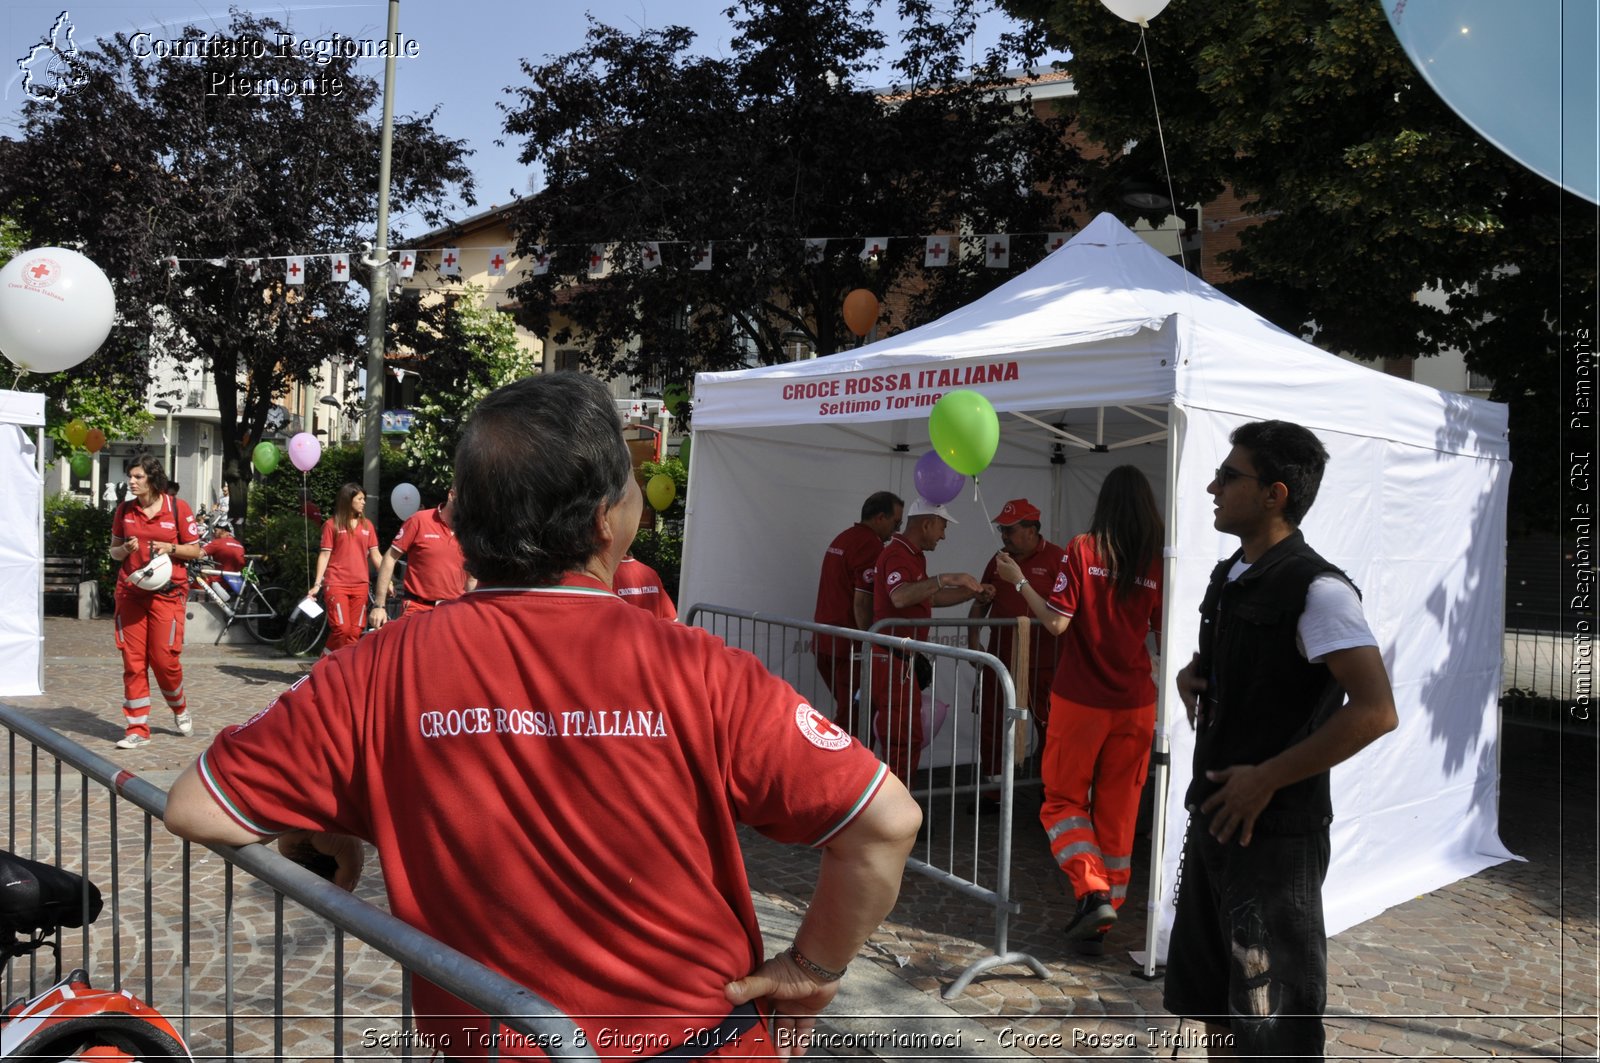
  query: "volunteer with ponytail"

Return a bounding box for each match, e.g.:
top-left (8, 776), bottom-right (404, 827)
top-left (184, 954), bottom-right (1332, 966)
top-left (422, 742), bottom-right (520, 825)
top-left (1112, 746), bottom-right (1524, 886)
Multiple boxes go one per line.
top-left (109, 456), bottom-right (202, 750)
top-left (308, 483), bottom-right (381, 652)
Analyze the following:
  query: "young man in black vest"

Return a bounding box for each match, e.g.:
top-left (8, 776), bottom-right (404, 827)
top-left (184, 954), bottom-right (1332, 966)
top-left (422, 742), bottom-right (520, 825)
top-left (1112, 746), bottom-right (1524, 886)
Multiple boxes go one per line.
top-left (1164, 420), bottom-right (1397, 1061)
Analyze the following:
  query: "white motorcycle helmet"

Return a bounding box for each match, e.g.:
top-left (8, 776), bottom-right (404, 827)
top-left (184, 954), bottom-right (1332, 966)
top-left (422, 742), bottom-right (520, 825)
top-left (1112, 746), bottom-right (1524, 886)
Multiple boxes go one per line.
top-left (128, 553), bottom-right (172, 592)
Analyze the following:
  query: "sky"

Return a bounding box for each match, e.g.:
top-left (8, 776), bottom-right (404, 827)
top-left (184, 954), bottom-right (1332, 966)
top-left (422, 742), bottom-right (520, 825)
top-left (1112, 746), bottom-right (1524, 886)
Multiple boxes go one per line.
top-left (2, 1), bottom-right (1065, 228)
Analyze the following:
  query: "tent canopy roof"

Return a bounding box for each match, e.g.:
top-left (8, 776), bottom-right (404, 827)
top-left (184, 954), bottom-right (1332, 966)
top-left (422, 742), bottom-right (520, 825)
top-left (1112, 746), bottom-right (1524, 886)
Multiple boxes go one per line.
top-left (692, 214), bottom-right (1507, 461)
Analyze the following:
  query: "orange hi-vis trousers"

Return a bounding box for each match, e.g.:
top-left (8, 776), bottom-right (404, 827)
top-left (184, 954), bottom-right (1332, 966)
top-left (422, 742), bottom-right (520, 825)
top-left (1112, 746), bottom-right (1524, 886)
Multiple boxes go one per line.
top-left (1040, 693), bottom-right (1156, 908)
top-left (113, 586), bottom-right (188, 740)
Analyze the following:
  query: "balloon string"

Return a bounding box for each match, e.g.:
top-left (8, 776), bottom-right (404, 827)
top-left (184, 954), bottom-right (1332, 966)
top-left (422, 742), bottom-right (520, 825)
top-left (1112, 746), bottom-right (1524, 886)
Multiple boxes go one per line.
top-left (1136, 22), bottom-right (1192, 297)
top-left (973, 477), bottom-right (1003, 553)
top-left (302, 470), bottom-right (312, 594)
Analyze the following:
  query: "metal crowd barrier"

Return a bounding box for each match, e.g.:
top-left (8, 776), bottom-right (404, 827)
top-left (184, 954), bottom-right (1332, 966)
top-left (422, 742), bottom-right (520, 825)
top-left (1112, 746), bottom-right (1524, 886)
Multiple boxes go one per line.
top-left (683, 604), bottom-right (1049, 998)
top-left (0, 704), bottom-right (597, 1062)
top-left (1501, 626), bottom-right (1596, 736)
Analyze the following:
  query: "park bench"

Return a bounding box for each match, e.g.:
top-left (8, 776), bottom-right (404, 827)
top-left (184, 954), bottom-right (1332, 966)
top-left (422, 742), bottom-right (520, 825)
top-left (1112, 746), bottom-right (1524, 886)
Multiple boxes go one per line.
top-left (43, 556), bottom-right (98, 620)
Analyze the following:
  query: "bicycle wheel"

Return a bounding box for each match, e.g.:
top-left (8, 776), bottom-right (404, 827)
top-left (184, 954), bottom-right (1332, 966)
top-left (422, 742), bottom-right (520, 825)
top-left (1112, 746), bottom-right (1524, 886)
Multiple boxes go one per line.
top-left (282, 603), bottom-right (328, 658)
top-left (243, 584), bottom-right (297, 645)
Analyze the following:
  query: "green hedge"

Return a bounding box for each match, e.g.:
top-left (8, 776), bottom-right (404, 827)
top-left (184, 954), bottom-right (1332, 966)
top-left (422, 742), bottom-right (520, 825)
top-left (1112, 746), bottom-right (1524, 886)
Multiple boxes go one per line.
top-left (247, 443), bottom-right (426, 548)
top-left (631, 528), bottom-right (682, 604)
top-left (250, 513), bottom-right (322, 591)
top-left (43, 494), bottom-right (115, 606)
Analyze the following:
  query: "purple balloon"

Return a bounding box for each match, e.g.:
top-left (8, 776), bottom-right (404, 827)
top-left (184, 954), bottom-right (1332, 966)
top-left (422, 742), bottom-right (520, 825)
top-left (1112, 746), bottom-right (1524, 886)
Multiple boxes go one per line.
top-left (914, 450), bottom-right (965, 506)
top-left (287, 431), bottom-right (322, 473)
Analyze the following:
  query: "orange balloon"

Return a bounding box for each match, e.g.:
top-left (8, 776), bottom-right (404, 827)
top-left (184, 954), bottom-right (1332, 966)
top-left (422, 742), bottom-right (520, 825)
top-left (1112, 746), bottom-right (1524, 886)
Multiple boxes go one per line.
top-left (843, 288), bottom-right (880, 337)
top-left (84, 428), bottom-right (106, 454)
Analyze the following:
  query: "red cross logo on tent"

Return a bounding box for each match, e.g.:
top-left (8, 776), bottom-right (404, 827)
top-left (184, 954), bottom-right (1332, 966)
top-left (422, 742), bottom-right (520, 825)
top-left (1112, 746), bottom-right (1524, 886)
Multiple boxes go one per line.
top-left (442, 251), bottom-right (457, 268)
top-left (492, 253), bottom-right (506, 271)
top-left (288, 261), bottom-right (302, 278)
top-left (333, 259), bottom-right (346, 275)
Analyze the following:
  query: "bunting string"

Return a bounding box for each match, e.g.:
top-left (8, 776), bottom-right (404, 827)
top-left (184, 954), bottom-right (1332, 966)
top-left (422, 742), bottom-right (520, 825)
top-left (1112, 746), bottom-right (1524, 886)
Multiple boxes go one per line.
top-left (145, 224), bottom-right (1203, 285)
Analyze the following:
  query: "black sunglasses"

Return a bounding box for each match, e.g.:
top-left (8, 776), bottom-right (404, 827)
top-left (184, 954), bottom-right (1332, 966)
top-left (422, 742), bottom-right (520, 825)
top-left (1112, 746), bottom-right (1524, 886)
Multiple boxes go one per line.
top-left (1213, 464), bottom-right (1273, 487)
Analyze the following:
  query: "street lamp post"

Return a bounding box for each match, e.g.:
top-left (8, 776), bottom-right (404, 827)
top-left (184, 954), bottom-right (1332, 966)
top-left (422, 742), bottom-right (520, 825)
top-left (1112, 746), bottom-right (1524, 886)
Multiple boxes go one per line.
top-left (154, 399), bottom-right (177, 475)
top-left (319, 395), bottom-right (343, 446)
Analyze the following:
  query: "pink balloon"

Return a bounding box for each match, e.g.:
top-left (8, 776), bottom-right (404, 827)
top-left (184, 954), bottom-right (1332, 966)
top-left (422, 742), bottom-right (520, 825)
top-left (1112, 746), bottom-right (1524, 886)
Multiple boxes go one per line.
top-left (287, 431), bottom-right (322, 472)
top-left (913, 450), bottom-right (966, 506)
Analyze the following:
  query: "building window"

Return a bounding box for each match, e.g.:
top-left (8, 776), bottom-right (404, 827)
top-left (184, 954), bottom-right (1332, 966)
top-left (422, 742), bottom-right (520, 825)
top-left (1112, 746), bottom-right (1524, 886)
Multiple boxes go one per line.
top-left (554, 349), bottom-right (583, 372)
top-left (1467, 370), bottom-right (1493, 392)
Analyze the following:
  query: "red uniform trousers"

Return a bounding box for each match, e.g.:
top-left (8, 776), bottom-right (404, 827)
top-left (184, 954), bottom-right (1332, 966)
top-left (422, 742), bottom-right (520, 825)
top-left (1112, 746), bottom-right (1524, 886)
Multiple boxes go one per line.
top-left (113, 586), bottom-right (188, 739)
top-left (815, 647), bottom-right (864, 737)
top-left (324, 583), bottom-right (368, 651)
top-left (974, 662), bottom-right (1054, 779)
top-left (1040, 693), bottom-right (1155, 909)
top-left (869, 648), bottom-right (924, 785)
top-left (400, 598), bottom-right (443, 619)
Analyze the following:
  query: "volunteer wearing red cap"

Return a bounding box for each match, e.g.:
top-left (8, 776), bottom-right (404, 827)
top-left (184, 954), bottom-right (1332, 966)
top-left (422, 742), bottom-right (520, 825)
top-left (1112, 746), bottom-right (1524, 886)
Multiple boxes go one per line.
top-left (308, 483), bottom-right (381, 652)
top-left (369, 488), bottom-right (476, 628)
top-left (813, 491), bottom-right (903, 731)
top-left (870, 499), bottom-right (988, 784)
top-left (994, 466), bottom-right (1163, 955)
top-left (966, 498), bottom-right (1066, 809)
top-left (109, 456), bottom-right (202, 749)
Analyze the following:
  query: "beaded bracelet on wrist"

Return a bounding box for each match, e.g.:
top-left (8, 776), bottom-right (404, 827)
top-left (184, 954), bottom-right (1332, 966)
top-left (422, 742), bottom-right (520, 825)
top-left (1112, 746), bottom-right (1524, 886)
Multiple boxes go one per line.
top-left (786, 944), bottom-right (845, 983)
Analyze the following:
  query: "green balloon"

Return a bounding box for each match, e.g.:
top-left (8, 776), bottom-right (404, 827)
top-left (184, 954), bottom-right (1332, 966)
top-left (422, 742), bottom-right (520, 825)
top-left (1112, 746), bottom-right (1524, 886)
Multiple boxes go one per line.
top-left (676, 435), bottom-right (691, 467)
top-left (663, 384), bottom-right (690, 419)
top-left (927, 390), bottom-right (1000, 476)
top-left (69, 451), bottom-right (91, 481)
top-left (252, 440), bottom-right (280, 475)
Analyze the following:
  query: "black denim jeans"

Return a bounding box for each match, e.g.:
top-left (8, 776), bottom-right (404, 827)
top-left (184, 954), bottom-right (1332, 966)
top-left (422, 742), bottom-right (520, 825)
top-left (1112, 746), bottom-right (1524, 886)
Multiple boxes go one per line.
top-left (1163, 819), bottom-right (1332, 1062)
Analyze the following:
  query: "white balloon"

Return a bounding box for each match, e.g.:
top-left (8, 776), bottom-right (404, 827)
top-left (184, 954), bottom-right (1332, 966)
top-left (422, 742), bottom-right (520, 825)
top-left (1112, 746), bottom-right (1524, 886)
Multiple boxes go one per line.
top-left (391, 482), bottom-right (421, 521)
top-left (1099, 0), bottom-right (1172, 25)
top-left (0, 247), bottom-right (116, 373)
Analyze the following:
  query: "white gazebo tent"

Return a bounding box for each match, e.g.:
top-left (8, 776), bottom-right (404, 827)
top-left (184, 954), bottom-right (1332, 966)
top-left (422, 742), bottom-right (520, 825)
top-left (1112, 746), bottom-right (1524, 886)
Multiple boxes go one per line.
top-left (1, 389), bottom-right (47, 697)
top-left (680, 213), bottom-right (1515, 963)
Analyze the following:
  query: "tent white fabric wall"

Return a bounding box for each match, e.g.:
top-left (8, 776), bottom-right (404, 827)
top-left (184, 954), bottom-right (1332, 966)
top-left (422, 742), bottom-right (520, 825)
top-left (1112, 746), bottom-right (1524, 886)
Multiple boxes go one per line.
top-left (681, 214), bottom-right (1514, 957)
top-left (0, 390), bottom-right (46, 697)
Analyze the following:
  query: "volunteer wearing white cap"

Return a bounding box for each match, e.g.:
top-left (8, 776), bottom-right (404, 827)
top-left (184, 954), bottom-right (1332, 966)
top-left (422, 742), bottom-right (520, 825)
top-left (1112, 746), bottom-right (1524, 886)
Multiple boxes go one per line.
top-left (109, 456), bottom-right (202, 749)
top-left (869, 498), bottom-right (989, 784)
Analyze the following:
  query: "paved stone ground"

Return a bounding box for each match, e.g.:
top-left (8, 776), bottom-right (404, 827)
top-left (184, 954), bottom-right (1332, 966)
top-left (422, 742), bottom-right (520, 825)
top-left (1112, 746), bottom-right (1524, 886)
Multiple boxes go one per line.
top-left (2, 616), bottom-right (1596, 1061)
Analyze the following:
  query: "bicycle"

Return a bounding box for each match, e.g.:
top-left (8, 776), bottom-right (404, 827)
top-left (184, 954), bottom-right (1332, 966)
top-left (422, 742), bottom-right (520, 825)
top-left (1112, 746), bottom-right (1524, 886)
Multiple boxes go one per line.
top-left (1, 849), bottom-right (193, 1060)
top-left (281, 587), bottom-right (408, 658)
top-left (187, 556), bottom-right (299, 646)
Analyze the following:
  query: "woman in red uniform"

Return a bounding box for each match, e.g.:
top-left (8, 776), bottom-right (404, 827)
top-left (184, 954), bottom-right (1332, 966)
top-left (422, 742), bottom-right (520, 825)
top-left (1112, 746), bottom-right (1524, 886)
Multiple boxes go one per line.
top-left (109, 457), bottom-right (203, 749)
top-left (307, 483), bottom-right (380, 653)
top-left (994, 465), bottom-right (1163, 954)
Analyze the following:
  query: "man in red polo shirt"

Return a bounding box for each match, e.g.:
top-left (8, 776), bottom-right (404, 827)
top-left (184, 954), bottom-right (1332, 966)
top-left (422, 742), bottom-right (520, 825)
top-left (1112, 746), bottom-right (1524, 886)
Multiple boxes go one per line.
top-left (370, 489), bottom-right (475, 627)
top-left (966, 498), bottom-right (1066, 810)
top-left (812, 491), bottom-right (903, 732)
top-left (870, 499), bottom-right (988, 784)
top-left (165, 372), bottom-right (922, 1061)
top-left (614, 554), bottom-right (677, 620)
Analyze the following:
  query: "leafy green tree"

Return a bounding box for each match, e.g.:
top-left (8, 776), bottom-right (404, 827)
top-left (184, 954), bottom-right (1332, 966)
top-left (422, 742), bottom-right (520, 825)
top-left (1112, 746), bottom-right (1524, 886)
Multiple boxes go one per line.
top-left (500, 0), bottom-right (1084, 395)
top-left (397, 287), bottom-right (538, 495)
top-left (1000, 0), bottom-right (1593, 529)
top-left (0, 11), bottom-right (473, 521)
